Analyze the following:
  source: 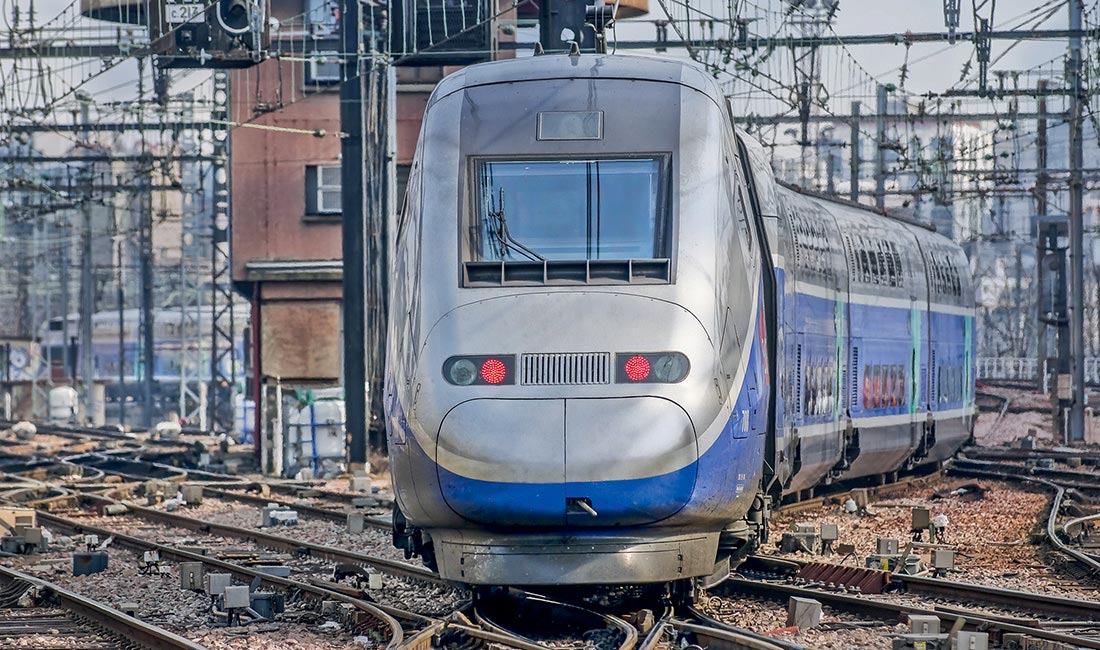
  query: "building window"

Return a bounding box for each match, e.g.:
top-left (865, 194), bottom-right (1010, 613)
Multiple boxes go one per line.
top-left (306, 164), bottom-right (341, 216)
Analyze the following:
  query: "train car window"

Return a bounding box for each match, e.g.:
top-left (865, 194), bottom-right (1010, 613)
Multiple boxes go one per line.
top-left (472, 157), bottom-right (670, 262)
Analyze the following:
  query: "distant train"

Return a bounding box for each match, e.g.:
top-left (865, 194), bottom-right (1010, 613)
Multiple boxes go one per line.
top-left (384, 54), bottom-right (976, 589)
top-left (36, 307), bottom-right (248, 405)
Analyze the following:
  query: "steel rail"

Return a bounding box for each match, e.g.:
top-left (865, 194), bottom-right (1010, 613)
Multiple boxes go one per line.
top-left (720, 577), bottom-right (1100, 649)
top-left (687, 604), bottom-right (805, 650)
top-left (669, 619), bottom-right (794, 650)
top-left (33, 509), bottom-right (405, 649)
top-left (747, 553), bottom-right (1100, 621)
top-left (776, 469), bottom-right (943, 515)
top-left (201, 485), bottom-right (392, 529)
top-left (949, 462), bottom-right (1100, 576)
top-left (0, 565), bottom-right (206, 650)
top-left (894, 574), bottom-right (1100, 620)
top-left (473, 593), bottom-right (639, 650)
top-left (77, 492), bottom-right (446, 585)
top-left (636, 606), bottom-right (674, 650)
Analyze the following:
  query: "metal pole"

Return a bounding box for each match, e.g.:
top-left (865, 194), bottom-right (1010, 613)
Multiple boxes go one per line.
top-left (79, 102), bottom-right (95, 424)
top-left (139, 154), bottom-right (155, 428)
top-left (875, 85), bottom-right (887, 210)
top-left (850, 101), bottom-right (860, 202)
top-left (116, 234), bottom-right (126, 429)
top-left (341, 0), bottom-right (369, 471)
top-left (1036, 82), bottom-right (1049, 393)
top-left (1068, 0), bottom-right (1086, 442)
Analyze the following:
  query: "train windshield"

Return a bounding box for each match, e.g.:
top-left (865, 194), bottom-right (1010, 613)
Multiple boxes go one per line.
top-left (473, 157), bottom-right (669, 261)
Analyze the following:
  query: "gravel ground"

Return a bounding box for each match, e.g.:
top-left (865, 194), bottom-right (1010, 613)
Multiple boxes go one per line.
top-left (768, 477), bottom-right (1100, 600)
top-left (3, 540), bottom-right (364, 649)
top-left (74, 507), bottom-right (466, 615)
top-left (174, 497), bottom-right (409, 562)
top-left (973, 409), bottom-right (1055, 447)
top-left (700, 592), bottom-right (903, 649)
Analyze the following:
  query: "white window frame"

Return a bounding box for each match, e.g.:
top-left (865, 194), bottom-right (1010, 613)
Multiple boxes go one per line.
top-left (315, 164), bottom-right (341, 214)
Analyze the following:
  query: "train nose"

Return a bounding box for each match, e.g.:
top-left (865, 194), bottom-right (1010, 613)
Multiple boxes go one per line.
top-left (436, 396), bottom-right (698, 527)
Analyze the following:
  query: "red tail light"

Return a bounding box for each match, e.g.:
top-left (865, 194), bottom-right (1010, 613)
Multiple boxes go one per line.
top-left (443, 355), bottom-right (515, 386)
top-left (480, 358), bottom-right (508, 384)
top-left (623, 355), bottom-right (651, 381)
top-left (616, 352), bottom-right (690, 384)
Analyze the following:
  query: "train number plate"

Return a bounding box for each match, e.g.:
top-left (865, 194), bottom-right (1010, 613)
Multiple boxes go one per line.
top-left (166, 3), bottom-right (204, 24)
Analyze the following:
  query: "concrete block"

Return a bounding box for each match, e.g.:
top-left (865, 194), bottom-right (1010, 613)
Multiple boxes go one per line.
top-left (223, 585), bottom-right (250, 610)
top-left (956, 631), bottom-right (989, 650)
top-left (908, 614), bottom-right (940, 635)
top-left (181, 485), bottom-right (203, 505)
top-left (119, 603), bottom-right (140, 617)
top-left (104, 504), bottom-right (129, 516)
top-left (877, 538), bottom-right (900, 555)
top-left (351, 497), bottom-right (375, 508)
top-left (850, 488), bottom-right (869, 507)
top-left (347, 513), bottom-right (365, 534)
top-left (73, 551), bottom-right (108, 576)
top-left (891, 634), bottom-right (948, 650)
top-left (819, 523), bottom-right (839, 541)
top-left (349, 476), bottom-right (371, 493)
top-left (205, 572), bottom-right (232, 596)
top-left (794, 522), bottom-right (816, 534)
top-left (270, 510), bottom-right (298, 526)
top-left (296, 468), bottom-right (314, 481)
top-left (930, 549), bottom-right (955, 570)
top-left (254, 565), bottom-right (291, 578)
top-left (322, 600), bottom-right (341, 615)
top-left (367, 573), bottom-right (383, 590)
top-left (224, 460), bottom-right (239, 475)
top-left (180, 562), bottom-right (204, 590)
top-left (786, 596), bottom-right (822, 630)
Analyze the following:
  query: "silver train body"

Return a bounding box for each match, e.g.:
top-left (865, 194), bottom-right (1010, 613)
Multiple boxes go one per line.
top-left (384, 54), bottom-right (976, 587)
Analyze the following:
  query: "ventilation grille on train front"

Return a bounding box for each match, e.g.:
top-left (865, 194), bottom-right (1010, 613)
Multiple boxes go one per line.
top-left (520, 352), bottom-right (611, 386)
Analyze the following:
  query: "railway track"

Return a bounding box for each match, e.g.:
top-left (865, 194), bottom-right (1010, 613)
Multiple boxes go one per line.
top-left (950, 457), bottom-right (1100, 577)
top-left (718, 575), bottom-right (1100, 649)
top-left (0, 564), bottom-right (205, 650)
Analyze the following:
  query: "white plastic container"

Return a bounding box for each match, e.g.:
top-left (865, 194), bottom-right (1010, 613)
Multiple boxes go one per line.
top-left (48, 386), bottom-right (79, 424)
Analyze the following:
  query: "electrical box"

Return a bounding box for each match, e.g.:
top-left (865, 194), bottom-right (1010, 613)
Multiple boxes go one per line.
top-left (180, 562), bottom-right (205, 590)
top-left (223, 585), bottom-right (250, 610)
top-left (931, 549), bottom-right (955, 570)
top-left (820, 524), bottom-right (839, 541)
top-left (149, 0), bottom-right (269, 69)
top-left (0, 508), bottom-right (36, 531)
top-left (205, 572), bottom-right (232, 596)
top-left (911, 508), bottom-right (930, 531)
top-left (877, 538), bottom-right (899, 555)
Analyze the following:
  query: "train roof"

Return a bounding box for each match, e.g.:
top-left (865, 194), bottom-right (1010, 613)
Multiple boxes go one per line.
top-left (428, 54), bottom-right (723, 108)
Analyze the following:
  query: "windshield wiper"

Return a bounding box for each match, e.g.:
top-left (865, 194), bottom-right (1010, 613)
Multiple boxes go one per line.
top-left (489, 188), bottom-right (544, 262)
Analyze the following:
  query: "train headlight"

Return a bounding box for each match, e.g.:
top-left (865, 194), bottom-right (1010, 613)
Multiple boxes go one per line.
top-left (447, 359), bottom-right (478, 385)
top-left (443, 355), bottom-right (515, 386)
top-left (616, 352), bottom-right (690, 383)
top-left (653, 353), bottom-right (690, 383)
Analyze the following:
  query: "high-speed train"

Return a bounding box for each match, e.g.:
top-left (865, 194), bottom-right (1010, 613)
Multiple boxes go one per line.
top-left (384, 54), bottom-right (975, 588)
